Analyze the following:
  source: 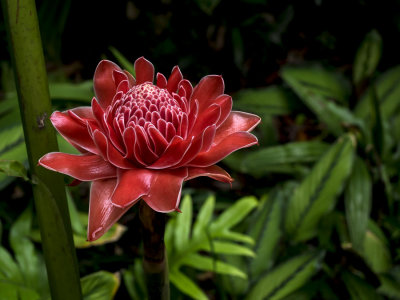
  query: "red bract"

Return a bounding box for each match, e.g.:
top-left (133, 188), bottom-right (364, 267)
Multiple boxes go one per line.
top-left (39, 57), bottom-right (260, 241)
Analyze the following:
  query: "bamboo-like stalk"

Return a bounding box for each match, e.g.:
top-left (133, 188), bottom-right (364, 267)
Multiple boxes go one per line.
top-left (140, 201), bottom-right (170, 300)
top-left (2, 1), bottom-right (82, 299)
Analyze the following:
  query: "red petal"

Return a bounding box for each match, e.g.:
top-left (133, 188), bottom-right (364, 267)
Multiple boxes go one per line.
top-left (149, 136), bottom-right (192, 169)
top-left (167, 66), bottom-right (183, 93)
top-left (156, 73), bottom-right (167, 88)
top-left (148, 126), bottom-right (168, 156)
top-left (214, 111), bottom-right (261, 145)
top-left (191, 75), bottom-right (224, 114)
top-left (91, 98), bottom-right (106, 130)
top-left (94, 60), bottom-right (122, 109)
top-left (124, 70), bottom-right (136, 87)
top-left (111, 168), bottom-right (152, 207)
top-left (178, 80), bottom-right (193, 99)
top-left (214, 94), bottom-right (232, 127)
top-left (188, 132), bottom-right (258, 167)
top-left (134, 57), bottom-right (154, 84)
top-left (134, 126), bottom-right (158, 165)
top-left (69, 106), bottom-right (94, 120)
top-left (93, 130), bottom-right (134, 169)
top-left (186, 165), bottom-right (233, 183)
top-left (142, 168), bottom-right (188, 213)
top-left (88, 179), bottom-right (133, 241)
top-left (39, 152), bottom-right (116, 181)
top-left (116, 79), bottom-right (129, 94)
top-left (51, 111), bottom-right (99, 154)
top-left (113, 70), bottom-right (128, 87)
top-left (190, 104), bottom-right (221, 136)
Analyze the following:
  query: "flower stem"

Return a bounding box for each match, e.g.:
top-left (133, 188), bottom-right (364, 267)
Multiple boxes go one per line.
top-left (2, 0), bottom-right (82, 299)
top-left (139, 201), bottom-right (170, 300)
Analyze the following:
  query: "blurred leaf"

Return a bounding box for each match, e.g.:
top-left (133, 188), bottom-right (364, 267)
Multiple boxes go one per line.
top-left (363, 221), bottom-right (391, 273)
top-left (81, 271), bottom-right (120, 300)
top-left (181, 254), bottom-right (247, 278)
top-left (122, 259), bottom-right (147, 300)
top-left (370, 85), bottom-right (385, 156)
top-left (169, 270), bottom-right (208, 300)
top-left (174, 194), bottom-right (192, 252)
top-left (377, 274), bottom-right (400, 299)
top-left (285, 135), bottom-right (355, 242)
top-left (355, 65), bottom-right (400, 121)
top-left (0, 159), bottom-right (28, 180)
top-left (195, 0), bottom-right (221, 15)
top-left (66, 190), bottom-right (86, 236)
top-left (199, 241), bottom-right (255, 257)
top-left (192, 194), bottom-right (214, 240)
top-left (246, 252), bottom-right (324, 300)
top-left (57, 133), bottom-right (80, 155)
top-left (344, 157), bottom-right (371, 253)
top-left (49, 81), bottom-right (93, 102)
top-left (282, 66), bottom-right (366, 136)
top-left (353, 30), bottom-right (382, 86)
top-left (239, 140), bottom-right (329, 176)
top-left (342, 271), bottom-right (383, 300)
top-left (234, 86), bottom-right (295, 116)
top-left (232, 28), bottom-right (244, 69)
top-left (109, 47), bottom-right (135, 75)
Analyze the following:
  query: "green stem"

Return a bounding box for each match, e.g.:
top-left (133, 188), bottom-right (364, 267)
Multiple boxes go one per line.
top-left (2, 1), bottom-right (82, 299)
top-left (140, 201), bottom-right (170, 300)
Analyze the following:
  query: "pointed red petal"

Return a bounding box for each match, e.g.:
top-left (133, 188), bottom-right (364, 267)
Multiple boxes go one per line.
top-left (113, 70), bottom-right (129, 87)
top-left (156, 73), bottom-right (168, 88)
top-left (149, 136), bottom-right (192, 169)
top-left (88, 179), bottom-right (132, 241)
top-left (186, 165), bottom-right (233, 183)
top-left (191, 75), bottom-right (224, 114)
top-left (214, 111), bottom-right (261, 145)
top-left (142, 168), bottom-right (188, 213)
top-left (39, 153), bottom-right (116, 181)
top-left (124, 70), bottom-right (136, 87)
top-left (190, 104), bottom-right (221, 136)
top-left (50, 111), bottom-right (99, 154)
top-left (94, 60), bottom-right (122, 109)
top-left (167, 66), bottom-right (183, 93)
top-left (214, 94), bottom-right (232, 127)
top-left (188, 132), bottom-right (258, 167)
top-left (111, 168), bottom-right (152, 207)
top-left (134, 57), bottom-right (154, 84)
top-left (178, 80), bottom-right (193, 99)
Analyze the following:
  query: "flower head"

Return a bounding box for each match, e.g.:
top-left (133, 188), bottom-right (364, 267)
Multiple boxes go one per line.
top-left (39, 57), bottom-right (260, 241)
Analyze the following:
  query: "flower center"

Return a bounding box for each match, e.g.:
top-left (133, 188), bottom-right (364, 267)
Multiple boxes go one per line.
top-left (108, 83), bottom-right (189, 157)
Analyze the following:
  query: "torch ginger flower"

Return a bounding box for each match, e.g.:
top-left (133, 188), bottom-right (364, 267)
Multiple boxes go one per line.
top-left (39, 57), bottom-right (260, 241)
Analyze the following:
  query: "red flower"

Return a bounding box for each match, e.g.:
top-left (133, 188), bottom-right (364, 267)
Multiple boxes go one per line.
top-left (39, 57), bottom-right (260, 241)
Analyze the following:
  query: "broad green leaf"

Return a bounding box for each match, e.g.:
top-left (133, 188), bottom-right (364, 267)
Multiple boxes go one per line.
top-left (342, 271), bottom-right (383, 300)
top-left (246, 252), bottom-right (324, 300)
top-left (0, 159), bottom-right (28, 180)
top-left (174, 194), bottom-right (193, 251)
top-left (286, 135), bottom-right (355, 241)
top-left (355, 65), bottom-right (400, 121)
top-left (0, 246), bottom-right (23, 282)
top-left (199, 241), bottom-right (255, 257)
top-left (210, 196), bottom-right (258, 234)
top-left (192, 195), bottom-right (215, 240)
top-left (281, 66), bottom-right (365, 136)
top-left (363, 222), bottom-right (391, 273)
top-left (220, 255), bottom-right (249, 296)
top-left (218, 230), bottom-right (254, 245)
top-left (240, 141), bottom-right (329, 176)
top-left (377, 274), bottom-right (400, 299)
top-left (353, 30), bottom-right (382, 86)
top-left (169, 269), bottom-right (208, 300)
top-left (370, 85), bottom-right (386, 156)
top-left (49, 81), bottom-right (93, 102)
top-left (249, 190), bottom-right (283, 277)
top-left (181, 254), bottom-right (247, 278)
top-left (164, 218), bottom-right (176, 256)
top-left (122, 259), bottom-right (147, 300)
top-left (234, 86), bottom-right (295, 116)
top-left (66, 190), bottom-right (86, 236)
top-left (0, 282), bottom-right (40, 300)
top-left (344, 157), bottom-right (371, 253)
top-left (109, 47), bottom-right (135, 75)
top-left (81, 271), bottom-right (120, 300)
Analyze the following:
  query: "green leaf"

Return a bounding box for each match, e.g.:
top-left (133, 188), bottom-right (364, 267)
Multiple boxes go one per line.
top-left (218, 230), bottom-right (254, 245)
top-left (210, 196), bottom-right (258, 234)
top-left (234, 86), bottom-right (295, 116)
top-left (109, 47), bottom-right (135, 75)
top-left (0, 159), bottom-right (28, 180)
top-left (249, 191), bottom-right (284, 277)
top-left (342, 271), bottom-right (383, 300)
top-left (122, 259), bottom-right (147, 300)
top-left (370, 85), bottom-right (385, 156)
top-left (174, 194), bottom-right (193, 252)
top-left (246, 252), bottom-right (324, 300)
top-left (49, 81), bottom-right (93, 102)
top-left (199, 241), bottom-right (255, 257)
top-left (81, 271), bottom-right (120, 300)
top-left (66, 190), bottom-right (86, 236)
top-left (181, 254), bottom-right (247, 278)
top-left (377, 274), bottom-right (400, 299)
top-left (169, 269), bottom-right (208, 300)
top-left (363, 221), bottom-right (391, 273)
top-left (285, 135), bottom-right (355, 241)
top-left (344, 157), bottom-right (371, 253)
top-left (240, 141), bottom-right (329, 176)
top-left (0, 246), bottom-right (23, 282)
top-left (353, 30), bottom-right (382, 86)
top-left (281, 66), bottom-right (365, 136)
top-left (355, 65), bottom-right (400, 121)
top-left (192, 195), bottom-right (215, 240)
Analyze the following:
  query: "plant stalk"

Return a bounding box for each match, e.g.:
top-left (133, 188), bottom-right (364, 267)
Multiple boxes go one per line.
top-left (2, 0), bottom-right (82, 299)
top-left (139, 201), bottom-right (170, 300)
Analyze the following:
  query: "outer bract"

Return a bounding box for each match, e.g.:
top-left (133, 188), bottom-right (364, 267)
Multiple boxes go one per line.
top-left (39, 57), bottom-right (260, 241)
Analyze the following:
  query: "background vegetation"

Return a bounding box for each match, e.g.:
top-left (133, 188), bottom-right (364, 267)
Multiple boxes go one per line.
top-left (1, 0), bottom-right (400, 299)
